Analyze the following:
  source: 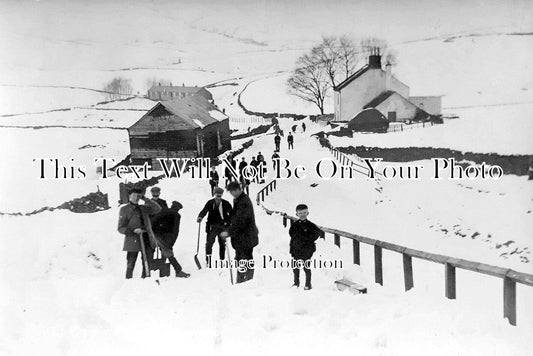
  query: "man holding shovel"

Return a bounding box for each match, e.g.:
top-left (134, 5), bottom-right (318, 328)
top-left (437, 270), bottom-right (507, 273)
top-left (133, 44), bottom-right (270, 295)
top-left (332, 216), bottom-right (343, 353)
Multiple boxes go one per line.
top-left (220, 181), bottom-right (259, 283)
top-left (197, 187), bottom-right (232, 266)
top-left (118, 187), bottom-right (161, 279)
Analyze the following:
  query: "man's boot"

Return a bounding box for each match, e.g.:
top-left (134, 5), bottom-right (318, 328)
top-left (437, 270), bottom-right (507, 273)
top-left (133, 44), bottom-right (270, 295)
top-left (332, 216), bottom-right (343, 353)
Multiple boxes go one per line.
top-left (292, 268), bottom-right (300, 287)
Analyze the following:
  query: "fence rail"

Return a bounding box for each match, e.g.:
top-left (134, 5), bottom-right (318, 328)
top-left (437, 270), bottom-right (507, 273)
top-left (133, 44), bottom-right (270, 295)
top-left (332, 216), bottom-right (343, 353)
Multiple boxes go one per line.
top-left (387, 121), bottom-right (436, 133)
top-left (255, 178), bottom-right (533, 326)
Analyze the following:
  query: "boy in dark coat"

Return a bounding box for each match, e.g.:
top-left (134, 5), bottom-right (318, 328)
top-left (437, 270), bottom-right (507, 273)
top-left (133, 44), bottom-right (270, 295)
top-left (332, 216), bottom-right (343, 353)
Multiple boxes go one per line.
top-left (288, 204), bottom-right (321, 290)
top-left (197, 187), bottom-right (232, 264)
top-left (151, 201), bottom-right (190, 278)
top-left (220, 181), bottom-right (259, 283)
top-left (118, 187), bottom-right (162, 279)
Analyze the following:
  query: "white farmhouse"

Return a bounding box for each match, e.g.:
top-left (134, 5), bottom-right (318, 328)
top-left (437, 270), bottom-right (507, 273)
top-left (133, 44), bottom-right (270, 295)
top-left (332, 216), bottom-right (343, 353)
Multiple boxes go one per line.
top-left (333, 49), bottom-right (441, 122)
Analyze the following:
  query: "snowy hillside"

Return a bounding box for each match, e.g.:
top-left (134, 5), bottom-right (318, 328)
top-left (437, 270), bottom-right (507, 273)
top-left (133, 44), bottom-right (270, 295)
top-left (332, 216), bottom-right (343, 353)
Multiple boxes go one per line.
top-left (1, 0), bottom-right (532, 355)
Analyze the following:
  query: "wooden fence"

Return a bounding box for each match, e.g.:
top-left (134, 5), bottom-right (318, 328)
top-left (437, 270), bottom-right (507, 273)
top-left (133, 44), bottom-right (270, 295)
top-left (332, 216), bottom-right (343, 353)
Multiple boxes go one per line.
top-left (256, 178), bottom-right (533, 326)
top-left (387, 121), bottom-right (436, 133)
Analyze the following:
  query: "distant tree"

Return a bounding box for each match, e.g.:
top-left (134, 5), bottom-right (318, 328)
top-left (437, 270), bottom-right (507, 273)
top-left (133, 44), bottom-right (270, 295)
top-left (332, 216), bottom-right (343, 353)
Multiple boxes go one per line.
top-left (287, 51), bottom-right (330, 115)
top-left (288, 35), bottom-right (396, 114)
top-left (337, 35), bottom-right (360, 80)
top-left (103, 77), bottom-right (133, 100)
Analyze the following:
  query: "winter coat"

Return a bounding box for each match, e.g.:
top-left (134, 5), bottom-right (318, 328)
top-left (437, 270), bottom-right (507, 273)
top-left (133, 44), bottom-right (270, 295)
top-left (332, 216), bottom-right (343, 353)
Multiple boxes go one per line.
top-left (209, 171), bottom-right (219, 185)
top-left (274, 135), bottom-right (281, 144)
top-left (151, 208), bottom-right (181, 257)
top-left (289, 219), bottom-right (321, 260)
top-left (228, 193), bottom-right (258, 250)
top-left (287, 134), bottom-right (294, 143)
top-left (198, 198), bottom-right (232, 230)
top-left (153, 198), bottom-right (168, 210)
top-left (118, 199), bottom-right (162, 252)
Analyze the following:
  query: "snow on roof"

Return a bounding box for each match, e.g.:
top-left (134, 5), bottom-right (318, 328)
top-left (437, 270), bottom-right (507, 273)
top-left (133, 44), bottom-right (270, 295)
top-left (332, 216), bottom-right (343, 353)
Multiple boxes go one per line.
top-left (209, 110), bottom-right (227, 122)
top-left (129, 96), bottom-right (227, 132)
top-left (192, 119), bottom-right (205, 128)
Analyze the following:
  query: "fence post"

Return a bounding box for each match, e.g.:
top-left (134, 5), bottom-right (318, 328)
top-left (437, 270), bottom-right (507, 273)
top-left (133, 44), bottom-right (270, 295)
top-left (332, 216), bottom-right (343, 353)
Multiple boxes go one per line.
top-left (283, 216), bottom-right (287, 227)
top-left (374, 245), bottom-right (383, 285)
top-left (320, 230), bottom-right (325, 240)
top-left (273, 180), bottom-right (276, 190)
top-left (445, 262), bottom-right (456, 299)
top-left (353, 240), bottom-right (360, 265)
top-left (403, 253), bottom-right (414, 291)
top-left (261, 190), bottom-right (265, 201)
top-left (503, 277), bottom-right (517, 326)
top-left (334, 234), bottom-right (340, 247)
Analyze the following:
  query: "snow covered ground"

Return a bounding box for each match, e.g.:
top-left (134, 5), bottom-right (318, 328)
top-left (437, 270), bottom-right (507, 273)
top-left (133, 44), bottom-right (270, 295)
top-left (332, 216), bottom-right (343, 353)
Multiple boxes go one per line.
top-left (1, 0), bottom-right (533, 354)
top-left (1, 118), bottom-right (532, 356)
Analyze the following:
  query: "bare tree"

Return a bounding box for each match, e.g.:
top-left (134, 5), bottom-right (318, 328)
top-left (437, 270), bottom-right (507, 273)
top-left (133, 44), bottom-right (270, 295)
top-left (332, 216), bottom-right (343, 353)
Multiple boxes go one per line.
top-left (103, 77), bottom-right (133, 100)
top-left (337, 35), bottom-right (359, 80)
top-left (287, 51), bottom-right (330, 115)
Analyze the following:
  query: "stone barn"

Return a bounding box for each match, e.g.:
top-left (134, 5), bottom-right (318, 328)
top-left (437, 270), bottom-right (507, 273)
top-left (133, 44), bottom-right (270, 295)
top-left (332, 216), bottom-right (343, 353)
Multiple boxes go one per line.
top-left (128, 96), bottom-right (231, 167)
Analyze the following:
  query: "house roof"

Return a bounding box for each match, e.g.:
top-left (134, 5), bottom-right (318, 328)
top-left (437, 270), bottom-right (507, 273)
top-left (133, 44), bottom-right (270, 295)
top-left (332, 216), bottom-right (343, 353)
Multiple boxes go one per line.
top-left (129, 96), bottom-right (227, 133)
top-left (333, 65), bottom-right (370, 91)
top-left (148, 85), bottom-right (205, 94)
top-left (363, 91), bottom-right (396, 109)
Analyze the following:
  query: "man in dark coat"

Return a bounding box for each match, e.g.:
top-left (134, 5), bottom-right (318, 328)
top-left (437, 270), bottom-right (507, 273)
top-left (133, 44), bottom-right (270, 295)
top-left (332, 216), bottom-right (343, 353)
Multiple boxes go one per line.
top-left (287, 204), bottom-right (321, 290)
top-left (209, 166), bottom-right (220, 195)
top-left (238, 157), bottom-right (247, 176)
top-left (274, 134), bottom-right (281, 151)
top-left (221, 181), bottom-right (259, 283)
top-left (118, 187), bottom-right (162, 279)
top-left (150, 186), bottom-right (168, 209)
top-left (287, 133), bottom-right (294, 150)
top-left (151, 201), bottom-right (191, 278)
top-left (250, 156), bottom-right (259, 183)
top-left (197, 187), bottom-right (232, 264)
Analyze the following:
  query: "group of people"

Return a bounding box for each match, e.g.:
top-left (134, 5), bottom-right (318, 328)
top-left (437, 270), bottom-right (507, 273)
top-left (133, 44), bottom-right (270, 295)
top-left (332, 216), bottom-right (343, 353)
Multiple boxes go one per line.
top-left (117, 182), bottom-right (322, 289)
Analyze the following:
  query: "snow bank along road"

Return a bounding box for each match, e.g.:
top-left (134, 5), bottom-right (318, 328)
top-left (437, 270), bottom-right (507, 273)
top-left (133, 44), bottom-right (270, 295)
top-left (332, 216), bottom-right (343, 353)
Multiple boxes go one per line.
top-left (1, 119), bottom-right (532, 356)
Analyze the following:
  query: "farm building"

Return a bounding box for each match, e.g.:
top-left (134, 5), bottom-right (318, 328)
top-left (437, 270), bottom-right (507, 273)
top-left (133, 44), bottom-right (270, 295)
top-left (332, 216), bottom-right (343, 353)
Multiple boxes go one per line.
top-left (147, 83), bottom-right (213, 102)
top-left (128, 96), bottom-right (231, 167)
top-left (333, 49), bottom-right (441, 123)
top-left (347, 108), bottom-right (389, 133)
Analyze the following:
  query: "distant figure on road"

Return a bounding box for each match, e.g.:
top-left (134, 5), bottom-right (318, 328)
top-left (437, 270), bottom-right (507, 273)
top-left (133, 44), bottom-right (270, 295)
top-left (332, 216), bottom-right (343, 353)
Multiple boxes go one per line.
top-left (287, 133), bottom-right (294, 150)
top-left (271, 152), bottom-right (280, 169)
top-left (209, 166), bottom-right (219, 195)
top-left (238, 157), bottom-right (248, 176)
top-left (302, 122), bottom-right (306, 132)
top-left (274, 134), bottom-right (281, 151)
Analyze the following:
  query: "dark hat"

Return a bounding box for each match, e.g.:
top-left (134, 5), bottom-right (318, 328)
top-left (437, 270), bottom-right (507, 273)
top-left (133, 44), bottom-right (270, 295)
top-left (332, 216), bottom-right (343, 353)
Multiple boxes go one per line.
top-left (128, 186), bottom-right (144, 195)
top-left (150, 186), bottom-right (161, 192)
top-left (226, 181), bottom-right (241, 191)
top-left (296, 204), bottom-right (308, 211)
top-left (171, 201), bottom-right (183, 210)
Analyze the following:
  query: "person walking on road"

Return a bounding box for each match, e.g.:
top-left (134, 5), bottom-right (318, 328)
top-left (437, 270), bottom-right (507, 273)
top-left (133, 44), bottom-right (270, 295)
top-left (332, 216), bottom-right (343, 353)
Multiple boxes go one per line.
top-left (287, 132), bottom-right (294, 150)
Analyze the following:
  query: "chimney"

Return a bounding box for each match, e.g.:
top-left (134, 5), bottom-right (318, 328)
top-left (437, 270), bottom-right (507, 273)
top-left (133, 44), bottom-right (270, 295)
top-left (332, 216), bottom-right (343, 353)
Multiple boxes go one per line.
top-left (385, 63), bottom-right (392, 90)
top-left (368, 47), bottom-right (381, 69)
top-left (182, 83), bottom-right (185, 87)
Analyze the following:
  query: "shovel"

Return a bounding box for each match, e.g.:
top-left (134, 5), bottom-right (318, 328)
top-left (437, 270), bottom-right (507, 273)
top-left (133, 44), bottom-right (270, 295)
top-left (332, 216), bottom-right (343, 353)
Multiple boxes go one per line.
top-left (194, 222), bottom-right (202, 269)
